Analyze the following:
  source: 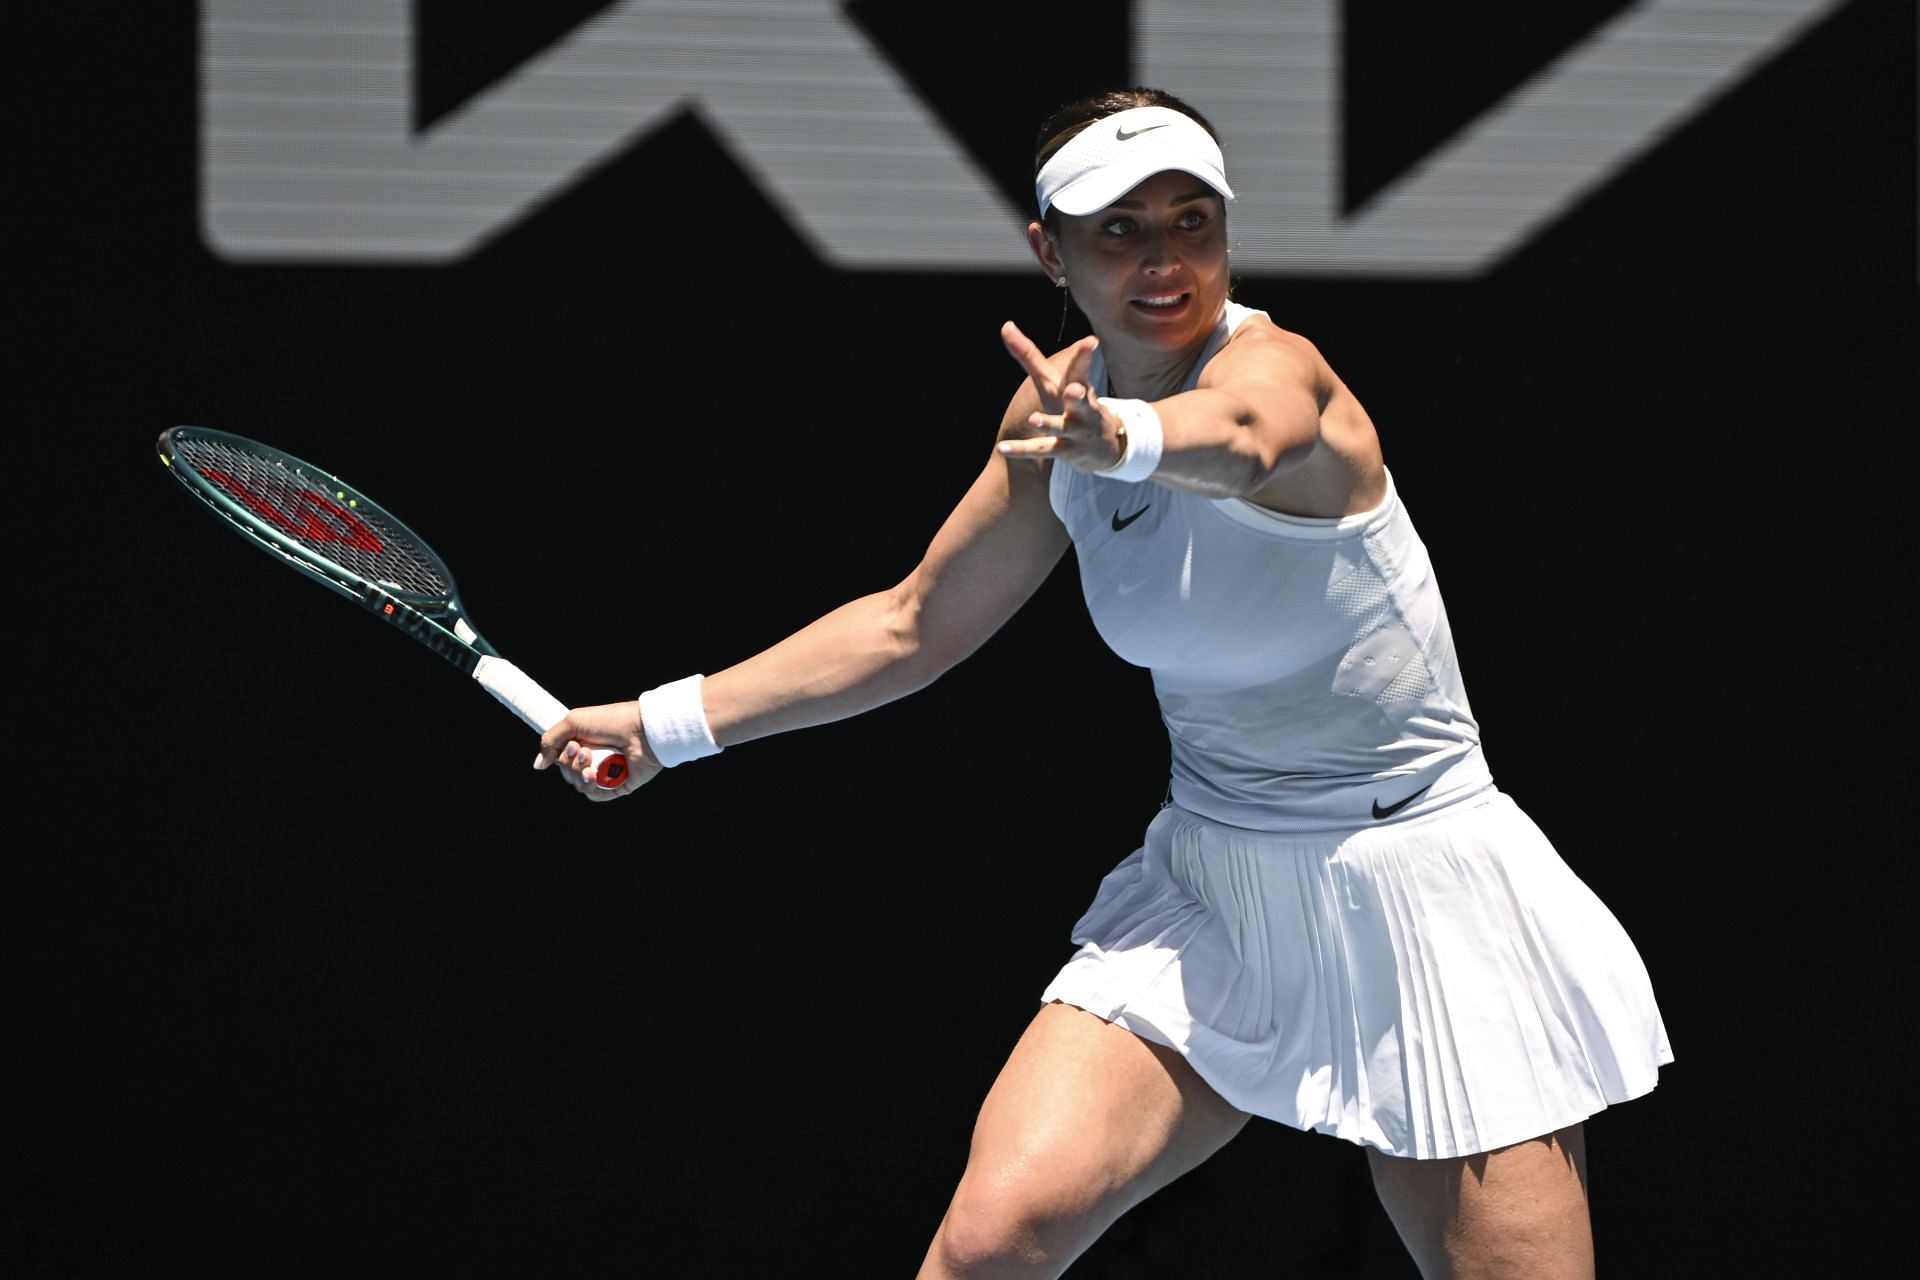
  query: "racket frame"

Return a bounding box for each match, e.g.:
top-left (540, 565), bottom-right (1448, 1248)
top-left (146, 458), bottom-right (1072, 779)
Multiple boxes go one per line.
top-left (156, 425), bottom-right (627, 787)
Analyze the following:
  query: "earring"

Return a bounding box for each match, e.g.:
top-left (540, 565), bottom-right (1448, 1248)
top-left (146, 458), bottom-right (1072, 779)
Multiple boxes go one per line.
top-left (1056, 274), bottom-right (1068, 288)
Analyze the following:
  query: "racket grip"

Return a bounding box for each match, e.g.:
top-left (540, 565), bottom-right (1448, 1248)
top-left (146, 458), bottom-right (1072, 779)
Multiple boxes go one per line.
top-left (472, 656), bottom-right (630, 790)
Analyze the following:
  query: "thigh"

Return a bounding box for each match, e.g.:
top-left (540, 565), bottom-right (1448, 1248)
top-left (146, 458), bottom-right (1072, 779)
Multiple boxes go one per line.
top-left (1367, 1125), bottom-right (1592, 1280)
top-left (936, 1002), bottom-right (1249, 1256)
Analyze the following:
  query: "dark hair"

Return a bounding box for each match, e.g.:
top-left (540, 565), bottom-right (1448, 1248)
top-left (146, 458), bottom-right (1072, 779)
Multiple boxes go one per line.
top-left (1032, 87), bottom-right (1222, 221)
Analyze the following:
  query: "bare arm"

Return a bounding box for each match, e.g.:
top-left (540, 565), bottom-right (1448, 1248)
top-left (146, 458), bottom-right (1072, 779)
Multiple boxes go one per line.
top-left (536, 337), bottom-right (1097, 798)
top-left (997, 321), bottom-right (1329, 503)
top-left (697, 437), bottom-right (1069, 746)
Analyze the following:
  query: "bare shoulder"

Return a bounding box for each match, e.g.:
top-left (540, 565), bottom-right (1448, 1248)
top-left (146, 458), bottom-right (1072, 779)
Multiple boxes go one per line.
top-left (1229, 311), bottom-right (1321, 358)
top-left (1198, 312), bottom-right (1335, 408)
top-left (1218, 312), bottom-right (1386, 517)
top-left (999, 375), bottom-right (1040, 432)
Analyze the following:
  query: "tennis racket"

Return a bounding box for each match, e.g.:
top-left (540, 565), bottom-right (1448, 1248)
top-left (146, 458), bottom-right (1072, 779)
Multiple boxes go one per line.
top-left (155, 425), bottom-right (628, 789)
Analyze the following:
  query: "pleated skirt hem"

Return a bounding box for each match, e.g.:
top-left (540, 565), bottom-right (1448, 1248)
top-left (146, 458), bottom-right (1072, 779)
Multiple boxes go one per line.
top-left (1038, 791), bottom-right (1673, 1161)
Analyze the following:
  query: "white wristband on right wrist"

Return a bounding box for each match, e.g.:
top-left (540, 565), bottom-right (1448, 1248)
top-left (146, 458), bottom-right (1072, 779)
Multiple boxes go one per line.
top-left (1096, 398), bottom-right (1164, 482)
top-left (638, 674), bottom-right (722, 767)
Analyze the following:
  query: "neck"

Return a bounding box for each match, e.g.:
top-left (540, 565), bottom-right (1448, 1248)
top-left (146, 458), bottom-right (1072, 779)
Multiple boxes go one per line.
top-left (1095, 303), bottom-right (1228, 400)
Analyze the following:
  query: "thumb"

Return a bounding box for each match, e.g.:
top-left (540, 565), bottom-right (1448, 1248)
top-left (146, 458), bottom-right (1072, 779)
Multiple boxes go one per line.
top-left (534, 719), bottom-right (572, 769)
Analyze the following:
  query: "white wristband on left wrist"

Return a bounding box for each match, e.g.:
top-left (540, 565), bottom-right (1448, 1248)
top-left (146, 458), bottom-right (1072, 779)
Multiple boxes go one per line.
top-left (1096, 398), bottom-right (1164, 482)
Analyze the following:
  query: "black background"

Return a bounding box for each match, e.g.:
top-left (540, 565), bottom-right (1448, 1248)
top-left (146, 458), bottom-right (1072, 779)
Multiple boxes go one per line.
top-left (27, 2), bottom-right (1914, 1275)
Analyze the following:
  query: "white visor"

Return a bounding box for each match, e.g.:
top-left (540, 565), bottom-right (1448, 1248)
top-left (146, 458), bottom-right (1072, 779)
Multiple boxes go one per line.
top-left (1035, 106), bottom-right (1234, 218)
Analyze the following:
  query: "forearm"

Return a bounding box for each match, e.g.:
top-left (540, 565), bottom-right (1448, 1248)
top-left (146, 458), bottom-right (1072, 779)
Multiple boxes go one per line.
top-left (1000, 372), bottom-right (1322, 498)
top-left (1136, 387), bottom-right (1317, 499)
top-left (627, 438), bottom-right (1061, 775)
top-left (697, 586), bottom-right (939, 749)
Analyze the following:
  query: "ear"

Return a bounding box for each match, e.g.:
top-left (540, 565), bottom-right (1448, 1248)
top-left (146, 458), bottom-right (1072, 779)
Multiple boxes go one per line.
top-left (1026, 221), bottom-right (1064, 281)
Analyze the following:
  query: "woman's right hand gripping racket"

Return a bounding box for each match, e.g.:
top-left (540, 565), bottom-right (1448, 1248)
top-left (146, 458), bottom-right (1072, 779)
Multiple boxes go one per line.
top-left (534, 700), bottom-right (665, 800)
top-left (156, 425), bottom-right (629, 790)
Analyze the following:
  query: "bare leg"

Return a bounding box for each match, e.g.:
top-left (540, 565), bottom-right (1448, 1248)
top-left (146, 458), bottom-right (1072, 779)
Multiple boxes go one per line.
top-left (1367, 1125), bottom-right (1593, 1280)
top-left (917, 1002), bottom-right (1249, 1280)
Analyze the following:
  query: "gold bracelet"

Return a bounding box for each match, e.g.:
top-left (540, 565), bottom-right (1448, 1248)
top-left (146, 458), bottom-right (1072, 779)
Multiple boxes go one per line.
top-left (1101, 419), bottom-right (1130, 474)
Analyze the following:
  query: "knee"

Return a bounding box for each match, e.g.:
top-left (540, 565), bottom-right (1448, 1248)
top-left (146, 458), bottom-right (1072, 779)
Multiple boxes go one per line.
top-left (932, 1166), bottom-right (1104, 1277)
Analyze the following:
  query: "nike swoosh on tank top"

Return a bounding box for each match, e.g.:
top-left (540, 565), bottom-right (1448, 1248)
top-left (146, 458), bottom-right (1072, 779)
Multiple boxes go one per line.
top-left (1049, 301), bottom-right (1493, 833)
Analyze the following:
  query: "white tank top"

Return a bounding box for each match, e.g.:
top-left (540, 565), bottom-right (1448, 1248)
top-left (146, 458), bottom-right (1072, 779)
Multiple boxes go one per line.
top-left (1050, 302), bottom-right (1493, 832)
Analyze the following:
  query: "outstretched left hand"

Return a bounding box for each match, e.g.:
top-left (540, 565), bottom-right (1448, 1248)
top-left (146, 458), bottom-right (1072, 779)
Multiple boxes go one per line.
top-left (996, 321), bottom-right (1123, 472)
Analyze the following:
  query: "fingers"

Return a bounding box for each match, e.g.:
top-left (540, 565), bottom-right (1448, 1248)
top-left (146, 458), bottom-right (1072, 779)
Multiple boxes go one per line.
top-left (999, 381), bottom-right (1101, 458)
top-left (536, 731), bottom-right (660, 801)
top-left (533, 716), bottom-right (614, 793)
top-left (530, 700), bottom-right (656, 801)
top-left (535, 735), bottom-right (586, 783)
top-left (997, 435), bottom-right (1063, 458)
top-left (1028, 383), bottom-right (1100, 435)
top-left (1000, 321), bottom-right (1055, 392)
top-left (538, 714), bottom-right (581, 753)
top-left (535, 718), bottom-right (574, 770)
top-left (1058, 381), bottom-right (1098, 421)
top-left (1060, 334), bottom-right (1099, 389)
top-left (544, 739), bottom-right (619, 797)
top-left (1001, 322), bottom-right (1099, 408)
top-left (999, 320), bottom-right (1045, 366)
top-left (999, 386), bottom-right (1115, 470)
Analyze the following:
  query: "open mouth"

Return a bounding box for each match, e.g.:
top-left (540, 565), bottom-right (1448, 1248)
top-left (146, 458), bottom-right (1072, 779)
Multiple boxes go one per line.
top-left (1129, 292), bottom-right (1192, 317)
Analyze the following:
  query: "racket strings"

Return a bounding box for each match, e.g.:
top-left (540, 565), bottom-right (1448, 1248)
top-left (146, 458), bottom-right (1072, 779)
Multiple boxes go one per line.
top-left (174, 434), bottom-right (452, 597)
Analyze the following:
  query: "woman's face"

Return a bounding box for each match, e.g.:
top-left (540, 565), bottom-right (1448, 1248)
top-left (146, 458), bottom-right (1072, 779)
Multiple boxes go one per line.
top-left (1035, 169), bottom-right (1230, 355)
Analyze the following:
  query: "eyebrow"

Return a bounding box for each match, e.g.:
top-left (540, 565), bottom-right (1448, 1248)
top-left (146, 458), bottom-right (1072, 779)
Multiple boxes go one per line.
top-left (1103, 189), bottom-right (1217, 211)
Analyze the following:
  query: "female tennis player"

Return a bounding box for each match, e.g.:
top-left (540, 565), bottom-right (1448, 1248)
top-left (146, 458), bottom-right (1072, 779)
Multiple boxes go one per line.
top-left (536, 87), bottom-right (1671, 1279)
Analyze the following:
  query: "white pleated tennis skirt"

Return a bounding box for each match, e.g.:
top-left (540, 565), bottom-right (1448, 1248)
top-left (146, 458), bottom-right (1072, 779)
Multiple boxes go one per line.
top-left (1040, 790), bottom-right (1672, 1160)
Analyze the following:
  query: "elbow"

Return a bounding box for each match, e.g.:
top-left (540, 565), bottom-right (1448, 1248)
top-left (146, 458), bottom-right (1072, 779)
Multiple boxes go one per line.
top-left (1243, 416), bottom-right (1319, 493)
top-left (1264, 433), bottom-right (1319, 478)
top-left (877, 581), bottom-right (947, 690)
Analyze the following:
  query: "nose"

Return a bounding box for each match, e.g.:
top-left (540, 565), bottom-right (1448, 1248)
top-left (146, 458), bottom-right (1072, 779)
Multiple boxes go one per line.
top-left (1138, 225), bottom-right (1178, 276)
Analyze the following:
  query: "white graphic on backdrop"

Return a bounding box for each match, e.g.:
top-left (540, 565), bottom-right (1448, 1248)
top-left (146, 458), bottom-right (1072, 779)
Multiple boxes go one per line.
top-left (202, 0), bottom-right (1853, 274)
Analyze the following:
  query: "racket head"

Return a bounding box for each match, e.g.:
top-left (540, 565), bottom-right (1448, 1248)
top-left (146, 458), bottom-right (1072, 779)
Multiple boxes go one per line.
top-left (157, 425), bottom-right (460, 609)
